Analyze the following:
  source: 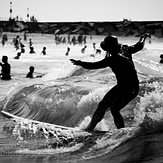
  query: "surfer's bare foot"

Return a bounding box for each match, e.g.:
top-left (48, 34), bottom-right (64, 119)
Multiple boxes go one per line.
top-left (85, 125), bottom-right (95, 132)
top-left (85, 128), bottom-right (93, 132)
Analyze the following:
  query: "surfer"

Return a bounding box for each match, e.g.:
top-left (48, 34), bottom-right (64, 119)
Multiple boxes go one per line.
top-left (0, 56), bottom-right (11, 80)
top-left (70, 33), bottom-right (151, 131)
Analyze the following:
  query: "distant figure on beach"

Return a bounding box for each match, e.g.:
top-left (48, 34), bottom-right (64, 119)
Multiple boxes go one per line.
top-left (96, 49), bottom-right (101, 54)
top-left (65, 47), bottom-right (70, 56)
top-left (20, 44), bottom-right (25, 53)
top-left (71, 36), bottom-right (77, 46)
top-left (14, 36), bottom-right (20, 50)
top-left (19, 39), bottom-right (25, 53)
top-left (14, 52), bottom-right (21, 59)
top-left (81, 45), bottom-right (87, 53)
top-left (29, 39), bottom-right (33, 47)
top-left (93, 43), bottom-right (101, 54)
top-left (159, 54), bottom-right (163, 64)
top-left (0, 28), bottom-right (2, 37)
top-left (93, 43), bottom-right (96, 51)
top-left (0, 56), bottom-right (11, 80)
top-left (41, 47), bottom-right (46, 55)
top-left (78, 35), bottom-right (83, 45)
top-left (29, 47), bottom-right (36, 54)
top-left (14, 35), bottom-right (20, 50)
top-left (67, 34), bottom-right (71, 44)
top-left (2, 34), bottom-right (8, 46)
top-left (70, 33), bottom-right (151, 131)
top-left (26, 66), bottom-right (43, 78)
top-left (83, 36), bottom-right (87, 44)
top-left (24, 31), bottom-right (27, 41)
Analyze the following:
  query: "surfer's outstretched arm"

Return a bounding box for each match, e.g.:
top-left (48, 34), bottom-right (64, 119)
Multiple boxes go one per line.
top-left (128, 33), bottom-right (151, 54)
top-left (70, 58), bottom-right (109, 69)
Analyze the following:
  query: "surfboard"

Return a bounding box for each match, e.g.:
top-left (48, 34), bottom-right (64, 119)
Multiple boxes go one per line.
top-left (1, 111), bottom-right (107, 136)
top-left (1, 110), bottom-right (81, 131)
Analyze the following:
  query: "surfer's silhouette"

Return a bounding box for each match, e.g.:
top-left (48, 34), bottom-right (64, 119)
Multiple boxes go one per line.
top-left (70, 33), bottom-right (151, 131)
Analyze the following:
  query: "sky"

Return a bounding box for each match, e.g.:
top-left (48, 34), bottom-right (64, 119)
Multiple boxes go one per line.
top-left (0, 0), bottom-right (163, 22)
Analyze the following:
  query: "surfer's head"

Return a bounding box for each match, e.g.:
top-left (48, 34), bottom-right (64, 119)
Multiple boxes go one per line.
top-left (100, 35), bottom-right (120, 53)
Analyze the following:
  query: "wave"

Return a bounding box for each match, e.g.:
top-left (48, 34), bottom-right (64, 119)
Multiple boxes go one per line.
top-left (2, 75), bottom-right (163, 130)
top-left (2, 51), bottom-right (163, 161)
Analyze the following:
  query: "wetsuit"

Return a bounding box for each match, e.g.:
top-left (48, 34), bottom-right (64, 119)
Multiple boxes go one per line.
top-left (78, 41), bottom-right (144, 129)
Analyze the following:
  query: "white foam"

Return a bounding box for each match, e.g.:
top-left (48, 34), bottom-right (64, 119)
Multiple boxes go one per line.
top-left (78, 116), bottom-right (109, 131)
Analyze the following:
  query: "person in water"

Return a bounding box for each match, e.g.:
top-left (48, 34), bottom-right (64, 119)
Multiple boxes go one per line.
top-left (41, 47), bottom-right (47, 55)
top-left (70, 33), bottom-right (151, 131)
top-left (26, 66), bottom-right (43, 78)
top-left (26, 66), bottom-right (34, 78)
top-left (0, 56), bottom-right (11, 80)
top-left (14, 52), bottom-right (21, 59)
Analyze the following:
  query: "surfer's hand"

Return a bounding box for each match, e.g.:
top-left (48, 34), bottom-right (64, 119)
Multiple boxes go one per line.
top-left (140, 33), bottom-right (151, 42)
top-left (142, 33), bottom-right (151, 39)
top-left (70, 59), bottom-right (81, 66)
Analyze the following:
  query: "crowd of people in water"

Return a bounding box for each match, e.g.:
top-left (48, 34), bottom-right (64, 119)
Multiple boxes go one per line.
top-left (0, 31), bottom-right (101, 80)
top-left (0, 31), bottom-right (159, 82)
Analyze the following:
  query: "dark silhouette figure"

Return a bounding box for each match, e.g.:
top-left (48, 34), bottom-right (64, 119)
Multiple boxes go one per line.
top-left (21, 46), bottom-right (25, 53)
top-left (26, 66), bottom-right (34, 78)
top-left (96, 49), bottom-right (101, 54)
top-left (160, 54), bottom-right (163, 63)
top-left (24, 32), bottom-right (27, 41)
top-left (14, 52), bottom-right (21, 59)
top-left (2, 34), bottom-right (8, 46)
top-left (41, 47), bottom-right (46, 55)
top-left (81, 45), bottom-right (87, 53)
top-left (29, 39), bottom-right (33, 47)
top-left (0, 56), bottom-right (11, 80)
top-left (67, 34), bottom-right (71, 44)
top-left (93, 43), bottom-right (96, 51)
top-left (26, 66), bottom-right (43, 78)
top-left (65, 47), bottom-right (70, 56)
top-left (78, 35), bottom-right (83, 45)
top-left (70, 33), bottom-right (151, 131)
top-left (20, 42), bottom-right (25, 53)
top-left (20, 42), bottom-right (25, 48)
top-left (29, 47), bottom-right (35, 54)
top-left (83, 36), bottom-right (87, 44)
top-left (14, 35), bottom-right (20, 50)
top-left (71, 36), bottom-right (77, 46)
top-left (0, 28), bottom-right (2, 37)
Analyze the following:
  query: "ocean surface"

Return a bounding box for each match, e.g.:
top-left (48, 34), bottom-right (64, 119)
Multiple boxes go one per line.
top-left (0, 33), bottom-right (163, 163)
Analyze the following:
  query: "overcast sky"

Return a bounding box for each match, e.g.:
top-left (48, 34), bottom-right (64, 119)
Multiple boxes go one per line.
top-left (0, 0), bottom-right (163, 22)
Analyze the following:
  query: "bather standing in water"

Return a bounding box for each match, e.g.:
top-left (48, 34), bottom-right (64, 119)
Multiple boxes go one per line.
top-left (0, 56), bottom-right (11, 80)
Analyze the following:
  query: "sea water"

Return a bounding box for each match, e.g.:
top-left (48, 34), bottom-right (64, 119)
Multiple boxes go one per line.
top-left (0, 33), bottom-right (163, 163)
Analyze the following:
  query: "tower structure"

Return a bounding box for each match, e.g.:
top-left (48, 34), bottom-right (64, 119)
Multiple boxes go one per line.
top-left (27, 8), bottom-right (29, 21)
top-left (9, 2), bottom-right (12, 19)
